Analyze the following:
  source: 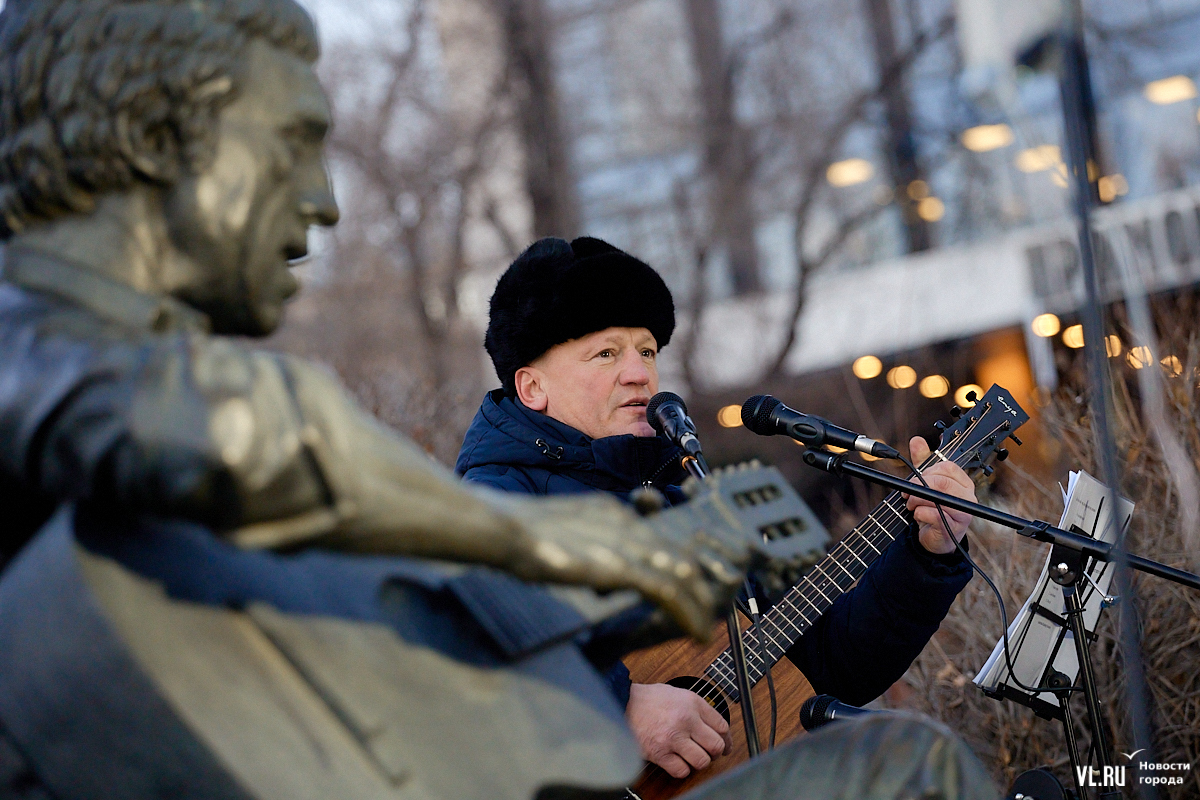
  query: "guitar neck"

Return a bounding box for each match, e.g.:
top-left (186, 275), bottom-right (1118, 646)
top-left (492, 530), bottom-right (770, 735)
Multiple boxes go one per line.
top-left (704, 464), bottom-right (925, 701)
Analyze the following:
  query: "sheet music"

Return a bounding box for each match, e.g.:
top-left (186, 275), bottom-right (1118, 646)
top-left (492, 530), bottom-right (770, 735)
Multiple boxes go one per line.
top-left (973, 471), bottom-right (1134, 706)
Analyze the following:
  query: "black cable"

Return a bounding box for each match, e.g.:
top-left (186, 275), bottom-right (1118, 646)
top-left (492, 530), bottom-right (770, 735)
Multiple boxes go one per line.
top-left (897, 454), bottom-right (1079, 698)
top-left (743, 580), bottom-right (777, 750)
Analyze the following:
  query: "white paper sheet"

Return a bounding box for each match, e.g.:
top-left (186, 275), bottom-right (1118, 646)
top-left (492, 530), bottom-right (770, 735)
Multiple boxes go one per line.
top-left (973, 471), bottom-right (1134, 707)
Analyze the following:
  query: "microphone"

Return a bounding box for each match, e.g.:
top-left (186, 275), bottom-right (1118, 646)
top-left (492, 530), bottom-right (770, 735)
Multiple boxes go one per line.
top-left (740, 395), bottom-right (900, 459)
top-left (799, 694), bottom-right (880, 732)
top-left (646, 392), bottom-right (703, 458)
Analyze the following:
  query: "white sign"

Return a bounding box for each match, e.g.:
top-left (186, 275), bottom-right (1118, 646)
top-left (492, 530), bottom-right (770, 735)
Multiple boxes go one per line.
top-left (686, 185), bottom-right (1200, 388)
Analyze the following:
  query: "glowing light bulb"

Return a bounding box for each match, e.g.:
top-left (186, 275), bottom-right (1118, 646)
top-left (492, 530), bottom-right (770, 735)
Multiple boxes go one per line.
top-left (717, 405), bottom-right (743, 428)
top-left (853, 355), bottom-right (883, 379)
top-left (1031, 313), bottom-right (1061, 338)
top-left (962, 124), bottom-right (1014, 153)
top-left (826, 159), bottom-right (874, 187)
top-left (955, 384), bottom-right (983, 407)
top-left (887, 366), bottom-right (917, 389)
top-left (919, 375), bottom-right (950, 399)
top-left (1145, 75), bottom-right (1197, 105)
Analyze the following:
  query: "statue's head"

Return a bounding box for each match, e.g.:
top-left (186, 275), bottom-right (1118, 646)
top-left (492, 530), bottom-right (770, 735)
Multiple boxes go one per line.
top-left (0, 0), bottom-right (340, 335)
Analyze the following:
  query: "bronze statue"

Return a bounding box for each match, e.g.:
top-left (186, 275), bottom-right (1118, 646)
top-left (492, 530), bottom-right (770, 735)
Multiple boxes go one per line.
top-left (0, 1), bottom-right (757, 797)
top-left (0, 0), bottom-right (745, 634)
top-left (0, 1), bottom-right (998, 798)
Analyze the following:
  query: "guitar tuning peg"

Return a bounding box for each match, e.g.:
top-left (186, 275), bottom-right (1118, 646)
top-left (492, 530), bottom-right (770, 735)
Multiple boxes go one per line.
top-left (933, 420), bottom-right (947, 431)
top-left (996, 448), bottom-right (1009, 462)
top-left (1010, 435), bottom-right (1023, 446)
top-left (966, 390), bottom-right (978, 403)
top-left (982, 464), bottom-right (995, 477)
top-left (949, 405), bottom-right (963, 419)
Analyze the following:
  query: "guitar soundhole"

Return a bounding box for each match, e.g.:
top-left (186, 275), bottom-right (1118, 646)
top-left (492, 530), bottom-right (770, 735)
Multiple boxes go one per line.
top-left (666, 676), bottom-right (730, 724)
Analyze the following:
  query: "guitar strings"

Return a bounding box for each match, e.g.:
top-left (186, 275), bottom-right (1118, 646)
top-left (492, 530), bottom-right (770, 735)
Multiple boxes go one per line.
top-left (744, 413), bottom-right (995, 652)
top-left (660, 483), bottom-right (928, 740)
top-left (703, 412), bottom-right (1001, 697)
top-left (760, 413), bottom-right (994, 641)
top-left (636, 410), bottom-right (1008, 783)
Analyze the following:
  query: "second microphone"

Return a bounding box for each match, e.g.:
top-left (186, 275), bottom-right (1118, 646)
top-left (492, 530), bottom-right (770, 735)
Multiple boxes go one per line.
top-left (741, 395), bottom-right (900, 459)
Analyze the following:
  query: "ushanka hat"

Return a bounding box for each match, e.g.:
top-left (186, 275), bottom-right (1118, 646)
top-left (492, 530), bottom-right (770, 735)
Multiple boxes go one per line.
top-left (485, 236), bottom-right (676, 396)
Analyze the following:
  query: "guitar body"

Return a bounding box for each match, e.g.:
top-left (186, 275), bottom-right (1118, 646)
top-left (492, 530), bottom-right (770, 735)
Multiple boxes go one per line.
top-left (623, 612), bottom-right (814, 800)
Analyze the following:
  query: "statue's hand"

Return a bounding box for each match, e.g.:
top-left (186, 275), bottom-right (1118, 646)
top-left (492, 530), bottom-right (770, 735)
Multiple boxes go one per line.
top-left (495, 485), bottom-right (753, 640)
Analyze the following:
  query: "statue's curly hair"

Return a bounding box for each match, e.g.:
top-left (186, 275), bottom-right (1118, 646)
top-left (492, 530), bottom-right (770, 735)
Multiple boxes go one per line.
top-left (0, 0), bottom-right (319, 239)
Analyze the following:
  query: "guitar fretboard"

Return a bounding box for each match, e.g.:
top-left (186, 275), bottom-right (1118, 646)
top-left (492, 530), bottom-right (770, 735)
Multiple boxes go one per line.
top-left (704, 459), bottom-right (932, 701)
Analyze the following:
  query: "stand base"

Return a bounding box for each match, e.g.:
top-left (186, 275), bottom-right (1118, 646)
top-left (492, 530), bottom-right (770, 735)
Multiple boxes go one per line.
top-left (1007, 768), bottom-right (1071, 800)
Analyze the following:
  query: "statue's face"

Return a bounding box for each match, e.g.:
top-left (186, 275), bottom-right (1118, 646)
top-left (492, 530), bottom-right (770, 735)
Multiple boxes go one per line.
top-left (164, 39), bottom-right (339, 335)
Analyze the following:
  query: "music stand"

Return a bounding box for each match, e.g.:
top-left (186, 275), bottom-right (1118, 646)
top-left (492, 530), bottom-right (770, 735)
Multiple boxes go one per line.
top-left (974, 471), bottom-right (1134, 797)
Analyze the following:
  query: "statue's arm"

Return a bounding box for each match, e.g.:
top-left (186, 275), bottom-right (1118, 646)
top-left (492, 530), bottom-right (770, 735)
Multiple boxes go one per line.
top-left (243, 357), bottom-right (745, 637)
top-left (0, 318), bottom-right (743, 636)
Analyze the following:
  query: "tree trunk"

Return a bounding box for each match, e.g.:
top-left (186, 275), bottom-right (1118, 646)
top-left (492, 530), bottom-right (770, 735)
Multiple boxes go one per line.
top-left (684, 0), bottom-right (761, 295)
top-left (863, 0), bottom-right (930, 253)
top-left (496, 0), bottom-right (580, 239)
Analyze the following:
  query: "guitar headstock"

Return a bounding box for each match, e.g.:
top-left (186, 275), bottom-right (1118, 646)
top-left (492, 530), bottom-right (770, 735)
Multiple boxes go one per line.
top-left (933, 384), bottom-right (1030, 475)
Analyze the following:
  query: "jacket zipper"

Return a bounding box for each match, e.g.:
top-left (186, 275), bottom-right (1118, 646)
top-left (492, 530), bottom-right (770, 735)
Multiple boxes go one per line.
top-left (643, 451), bottom-right (681, 489)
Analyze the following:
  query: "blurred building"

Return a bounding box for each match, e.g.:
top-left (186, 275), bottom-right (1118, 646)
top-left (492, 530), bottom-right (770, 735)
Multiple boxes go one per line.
top-left (297, 0), bottom-right (1200, 498)
top-left (438, 0), bottom-right (1200, 480)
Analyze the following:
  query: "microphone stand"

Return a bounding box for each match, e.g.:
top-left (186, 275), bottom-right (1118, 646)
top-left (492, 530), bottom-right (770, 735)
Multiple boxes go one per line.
top-left (802, 448), bottom-right (1200, 799)
top-left (801, 449), bottom-right (1200, 591)
top-left (681, 454), bottom-right (762, 758)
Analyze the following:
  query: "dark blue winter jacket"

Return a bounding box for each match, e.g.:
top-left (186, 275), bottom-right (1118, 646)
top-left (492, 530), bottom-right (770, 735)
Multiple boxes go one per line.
top-left (456, 389), bottom-right (973, 707)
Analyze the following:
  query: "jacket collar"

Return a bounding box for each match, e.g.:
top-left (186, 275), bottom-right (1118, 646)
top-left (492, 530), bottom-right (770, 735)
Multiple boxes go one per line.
top-left (457, 390), bottom-right (685, 493)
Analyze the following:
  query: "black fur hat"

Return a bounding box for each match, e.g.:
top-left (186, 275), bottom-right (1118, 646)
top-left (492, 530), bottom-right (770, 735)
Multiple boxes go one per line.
top-left (485, 236), bottom-right (675, 396)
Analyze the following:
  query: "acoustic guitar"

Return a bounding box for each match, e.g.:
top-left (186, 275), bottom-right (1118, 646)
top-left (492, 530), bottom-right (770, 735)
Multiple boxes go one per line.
top-left (623, 384), bottom-right (1029, 800)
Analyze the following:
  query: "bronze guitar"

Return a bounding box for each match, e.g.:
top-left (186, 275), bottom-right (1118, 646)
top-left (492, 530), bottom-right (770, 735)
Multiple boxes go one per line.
top-left (624, 384), bottom-right (1029, 800)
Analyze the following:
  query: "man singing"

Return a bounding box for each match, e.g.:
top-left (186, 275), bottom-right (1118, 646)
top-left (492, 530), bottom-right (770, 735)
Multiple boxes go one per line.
top-left (457, 236), bottom-right (980, 780)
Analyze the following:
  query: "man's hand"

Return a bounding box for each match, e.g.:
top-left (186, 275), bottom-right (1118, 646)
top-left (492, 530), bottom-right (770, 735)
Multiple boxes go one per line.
top-left (626, 682), bottom-right (731, 778)
top-left (905, 436), bottom-right (976, 555)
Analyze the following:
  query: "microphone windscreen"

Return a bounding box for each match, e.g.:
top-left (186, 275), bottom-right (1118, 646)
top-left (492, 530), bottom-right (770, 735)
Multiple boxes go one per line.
top-left (646, 392), bottom-right (686, 435)
top-left (799, 694), bottom-right (838, 732)
top-left (741, 395), bottom-right (781, 435)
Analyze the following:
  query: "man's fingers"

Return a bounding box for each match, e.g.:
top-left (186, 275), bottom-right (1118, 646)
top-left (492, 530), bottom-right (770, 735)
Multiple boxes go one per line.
top-left (928, 465), bottom-right (975, 492)
top-left (674, 738), bottom-right (714, 771)
top-left (688, 717), bottom-right (727, 758)
top-left (900, 444), bottom-right (979, 551)
top-left (655, 753), bottom-right (692, 779)
top-left (905, 480), bottom-right (969, 509)
top-left (909, 435), bottom-right (931, 463)
top-left (913, 463), bottom-right (974, 491)
top-left (913, 505), bottom-right (963, 526)
top-left (627, 683), bottom-right (730, 779)
top-left (905, 464), bottom-right (975, 514)
top-left (694, 696), bottom-right (730, 735)
top-left (912, 499), bottom-right (970, 525)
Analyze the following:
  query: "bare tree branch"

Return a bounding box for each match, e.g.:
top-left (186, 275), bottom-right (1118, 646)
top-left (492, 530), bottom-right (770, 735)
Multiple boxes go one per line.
top-left (755, 12), bottom-right (955, 381)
